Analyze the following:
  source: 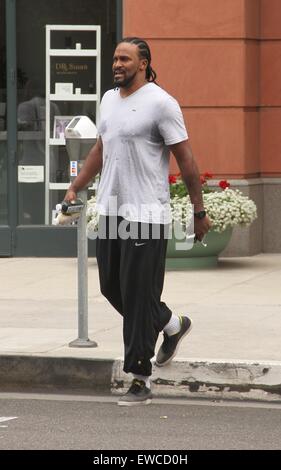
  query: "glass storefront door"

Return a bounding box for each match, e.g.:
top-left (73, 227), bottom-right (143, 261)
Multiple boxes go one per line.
top-left (2, 0), bottom-right (120, 256)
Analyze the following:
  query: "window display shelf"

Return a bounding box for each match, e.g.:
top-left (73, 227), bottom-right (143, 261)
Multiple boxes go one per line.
top-left (49, 182), bottom-right (97, 190)
top-left (50, 49), bottom-right (98, 57)
top-left (45, 25), bottom-right (101, 224)
top-left (50, 94), bottom-right (98, 101)
top-left (50, 138), bottom-right (65, 146)
top-left (49, 183), bottom-right (70, 190)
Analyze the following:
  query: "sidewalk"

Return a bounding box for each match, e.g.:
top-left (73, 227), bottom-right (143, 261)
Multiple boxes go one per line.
top-left (0, 254), bottom-right (281, 401)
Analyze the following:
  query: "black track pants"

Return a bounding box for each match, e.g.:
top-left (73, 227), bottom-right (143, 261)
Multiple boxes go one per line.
top-left (96, 216), bottom-right (172, 376)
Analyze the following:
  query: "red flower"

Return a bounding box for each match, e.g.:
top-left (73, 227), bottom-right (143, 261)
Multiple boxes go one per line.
top-left (203, 172), bottom-right (213, 179)
top-left (169, 175), bottom-right (177, 184)
top-left (200, 175), bottom-right (206, 185)
top-left (219, 180), bottom-right (230, 190)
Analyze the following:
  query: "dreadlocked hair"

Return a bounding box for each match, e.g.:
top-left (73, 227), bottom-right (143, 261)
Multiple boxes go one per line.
top-left (119, 37), bottom-right (158, 84)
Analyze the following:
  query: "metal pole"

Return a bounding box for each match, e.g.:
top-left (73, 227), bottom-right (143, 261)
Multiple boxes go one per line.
top-left (69, 188), bottom-right (97, 348)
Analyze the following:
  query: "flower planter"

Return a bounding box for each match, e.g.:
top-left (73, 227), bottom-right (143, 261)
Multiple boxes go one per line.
top-left (86, 174), bottom-right (257, 268)
top-left (166, 227), bottom-right (233, 270)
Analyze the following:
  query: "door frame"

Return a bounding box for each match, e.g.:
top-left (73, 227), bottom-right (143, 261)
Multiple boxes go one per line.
top-left (0, 0), bottom-right (17, 256)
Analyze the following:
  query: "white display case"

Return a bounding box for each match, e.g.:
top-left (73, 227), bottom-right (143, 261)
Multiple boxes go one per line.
top-left (45, 25), bottom-right (101, 224)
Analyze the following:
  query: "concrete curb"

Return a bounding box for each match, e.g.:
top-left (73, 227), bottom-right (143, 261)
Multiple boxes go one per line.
top-left (112, 358), bottom-right (281, 402)
top-left (0, 354), bottom-right (114, 393)
top-left (0, 354), bottom-right (281, 402)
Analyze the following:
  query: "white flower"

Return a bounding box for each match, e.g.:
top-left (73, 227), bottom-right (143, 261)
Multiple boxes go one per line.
top-left (86, 188), bottom-right (257, 236)
top-left (86, 195), bottom-right (99, 238)
top-left (170, 188), bottom-right (257, 233)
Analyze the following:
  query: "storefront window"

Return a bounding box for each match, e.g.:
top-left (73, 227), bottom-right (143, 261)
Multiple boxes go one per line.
top-left (16, 0), bottom-right (116, 225)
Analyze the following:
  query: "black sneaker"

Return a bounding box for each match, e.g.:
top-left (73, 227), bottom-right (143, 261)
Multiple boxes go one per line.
top-left (155, 316), bottom-right (192, 367)
top-left (118, 379), bottom-right (152, 406)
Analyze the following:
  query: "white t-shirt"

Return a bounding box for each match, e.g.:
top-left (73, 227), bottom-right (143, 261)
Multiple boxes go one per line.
top-left (96, 82), bottom-right (188, 224)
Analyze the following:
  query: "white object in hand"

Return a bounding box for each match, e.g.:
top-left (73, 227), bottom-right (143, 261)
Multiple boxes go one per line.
top-left (53, 203), bottom-right (81, 226)
top-left (186, 234), bottom-right (207, 247)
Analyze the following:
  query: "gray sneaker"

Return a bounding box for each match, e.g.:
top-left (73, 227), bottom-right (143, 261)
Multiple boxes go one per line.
top-left (155, 316), bottom-right (192, 367)
top-left (118, 379), bottom-right (152, 406)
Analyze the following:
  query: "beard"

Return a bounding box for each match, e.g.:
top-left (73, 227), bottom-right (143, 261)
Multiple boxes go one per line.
top-left (113, 69), bottom-right (138, 88)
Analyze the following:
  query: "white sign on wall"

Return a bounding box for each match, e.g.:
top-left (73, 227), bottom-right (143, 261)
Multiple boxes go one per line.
top-left (18, 166), bottom-right (44, 183)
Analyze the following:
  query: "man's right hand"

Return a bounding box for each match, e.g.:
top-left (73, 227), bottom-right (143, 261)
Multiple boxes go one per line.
top-left (64, 188), bottom-right (77, 203)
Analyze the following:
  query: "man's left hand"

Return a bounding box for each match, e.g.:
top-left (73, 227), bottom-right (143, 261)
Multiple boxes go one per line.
top-left (194, 215), bottom-right (212, 242)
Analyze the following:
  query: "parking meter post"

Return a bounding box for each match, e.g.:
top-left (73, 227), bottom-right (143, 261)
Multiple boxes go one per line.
top-left (69, 188), bottom-right (97, 348)
top-left (65, 116), bottom-right (98, 348)
top-left (77, 189), bottom-right (88, 340)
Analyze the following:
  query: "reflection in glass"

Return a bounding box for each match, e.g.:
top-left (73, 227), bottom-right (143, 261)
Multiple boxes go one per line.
top-left (17, 79), bottom-right (61, 224)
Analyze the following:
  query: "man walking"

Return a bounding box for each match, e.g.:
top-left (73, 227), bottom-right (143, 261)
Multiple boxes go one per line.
top-left (65, 37), bottom-right (211, 406)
